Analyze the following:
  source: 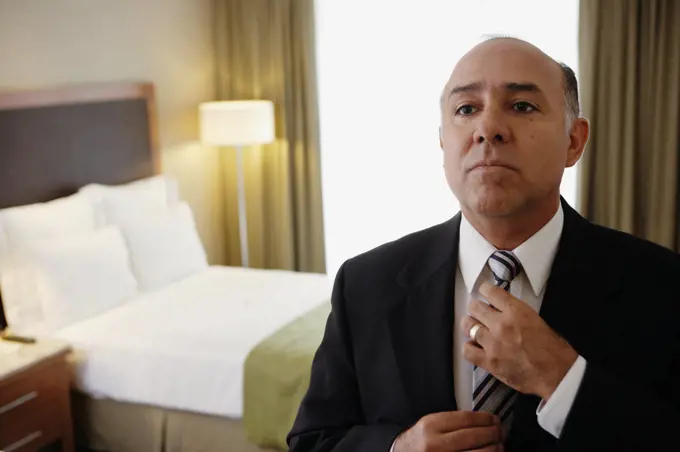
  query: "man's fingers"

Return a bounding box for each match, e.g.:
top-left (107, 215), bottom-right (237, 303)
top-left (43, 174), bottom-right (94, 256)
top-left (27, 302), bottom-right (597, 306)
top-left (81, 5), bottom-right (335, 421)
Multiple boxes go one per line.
top-left (427, 410), bottom-right (498, 432)
top-left (441, 425), bottom-right (503, 451)
top-left (461, 315), bottom-right (478, 339)
top-left (465, 445), bottom-right (504, 452)
top-left (463, 341), bottom-right (486, 367)
top-left (461, 316), bottom-right (489, 345)
top-left (468, 299), bottom-right (501, 328)
top-left (479, 281), bottom-right (514, 311)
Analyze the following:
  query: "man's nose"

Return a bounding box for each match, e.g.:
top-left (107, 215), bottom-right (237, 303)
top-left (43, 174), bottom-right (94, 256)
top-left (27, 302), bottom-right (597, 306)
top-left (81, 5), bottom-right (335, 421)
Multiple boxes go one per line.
top-left (472, 109), bottom-right (510, 144)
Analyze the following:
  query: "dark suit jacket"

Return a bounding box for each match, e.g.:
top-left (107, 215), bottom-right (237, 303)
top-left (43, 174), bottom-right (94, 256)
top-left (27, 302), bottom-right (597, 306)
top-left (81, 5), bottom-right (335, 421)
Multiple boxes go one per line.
top-left (288, 200), bottom-right (680, 451)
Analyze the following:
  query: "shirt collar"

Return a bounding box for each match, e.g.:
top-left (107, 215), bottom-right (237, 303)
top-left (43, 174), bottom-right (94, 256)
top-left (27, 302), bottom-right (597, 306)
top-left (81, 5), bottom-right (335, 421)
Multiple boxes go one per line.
top-left (458, 204), bottom-right (564, 297)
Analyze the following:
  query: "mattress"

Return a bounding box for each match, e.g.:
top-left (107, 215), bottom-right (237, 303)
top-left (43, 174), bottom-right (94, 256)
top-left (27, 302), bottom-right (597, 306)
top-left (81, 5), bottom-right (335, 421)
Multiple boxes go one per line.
top-left (52, 266), bottom-right (331, 419)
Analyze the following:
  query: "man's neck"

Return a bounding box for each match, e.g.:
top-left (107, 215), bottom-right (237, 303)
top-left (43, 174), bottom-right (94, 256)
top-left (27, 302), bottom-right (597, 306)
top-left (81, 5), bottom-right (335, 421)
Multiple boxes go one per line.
top-left (461, 196), bottom-right (561, 250)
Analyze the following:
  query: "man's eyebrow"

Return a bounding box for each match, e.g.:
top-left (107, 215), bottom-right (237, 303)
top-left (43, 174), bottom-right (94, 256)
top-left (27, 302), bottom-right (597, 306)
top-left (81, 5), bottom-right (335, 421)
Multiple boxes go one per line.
top-left (447, 81), bottom-right (544, 99)
top-left (448, 82), bottom-right (484, 96)
top-left (504, 82), bottom-right (543, 93)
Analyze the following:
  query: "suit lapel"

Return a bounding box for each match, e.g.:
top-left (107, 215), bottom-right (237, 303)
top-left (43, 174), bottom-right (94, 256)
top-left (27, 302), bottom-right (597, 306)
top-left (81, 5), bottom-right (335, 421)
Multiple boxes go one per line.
top-left (539, 199), bottom-right (621, 362)
top-left (388, 214), bottom-right (461, 419)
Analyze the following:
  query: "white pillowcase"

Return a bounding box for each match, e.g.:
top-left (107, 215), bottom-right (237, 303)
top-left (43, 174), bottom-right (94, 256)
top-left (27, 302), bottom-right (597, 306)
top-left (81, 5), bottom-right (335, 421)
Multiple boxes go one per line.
top-left (0, 223), bottom-right (7, 274)
top-left (79, 175), bottom-right (179, 227)
top-left (117, 202), bottom-right (208, 292)
top-left (1, 262), bottom-right (45, 335)
top-left (0, 193), bottom-right (98, 332)
top-left (3, 226), bottom-right (138, 334)
top-left (0, 193), bottom-right (97, 269)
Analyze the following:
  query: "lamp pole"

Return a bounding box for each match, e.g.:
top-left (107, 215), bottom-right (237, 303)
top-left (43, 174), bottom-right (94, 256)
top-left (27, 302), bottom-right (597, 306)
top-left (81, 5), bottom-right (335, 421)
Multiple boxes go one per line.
top-left (235, 145), bottom-right (249, 268)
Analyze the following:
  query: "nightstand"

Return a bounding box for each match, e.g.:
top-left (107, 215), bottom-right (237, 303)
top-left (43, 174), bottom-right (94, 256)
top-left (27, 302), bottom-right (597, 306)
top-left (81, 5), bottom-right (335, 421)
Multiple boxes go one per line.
top-left (0, 338), bottom-right (74, 452)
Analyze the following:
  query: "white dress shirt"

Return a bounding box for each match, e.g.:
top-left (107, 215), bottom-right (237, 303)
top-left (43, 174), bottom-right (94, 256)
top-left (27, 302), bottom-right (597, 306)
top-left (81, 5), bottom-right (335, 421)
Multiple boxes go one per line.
top-left (390, 205), bottom-right (586, 451)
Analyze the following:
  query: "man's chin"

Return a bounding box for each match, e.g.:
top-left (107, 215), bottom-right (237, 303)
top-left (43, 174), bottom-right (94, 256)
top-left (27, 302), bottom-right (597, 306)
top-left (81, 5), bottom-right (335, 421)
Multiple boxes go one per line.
top-left (467, 194), bottom-right (519, 218)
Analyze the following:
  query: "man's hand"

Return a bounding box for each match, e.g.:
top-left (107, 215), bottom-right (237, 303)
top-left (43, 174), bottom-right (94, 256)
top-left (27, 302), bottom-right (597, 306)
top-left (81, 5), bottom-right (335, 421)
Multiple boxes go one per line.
top-left (393, 411), bottom-right (504, 452)
top-left (461, 281), bottom-right (579, 400)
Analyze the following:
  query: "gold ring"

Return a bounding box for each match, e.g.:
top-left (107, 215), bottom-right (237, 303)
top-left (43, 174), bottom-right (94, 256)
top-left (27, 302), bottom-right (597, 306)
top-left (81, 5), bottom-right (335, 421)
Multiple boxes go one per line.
top-left (469, 324), bottom-right (483, 342)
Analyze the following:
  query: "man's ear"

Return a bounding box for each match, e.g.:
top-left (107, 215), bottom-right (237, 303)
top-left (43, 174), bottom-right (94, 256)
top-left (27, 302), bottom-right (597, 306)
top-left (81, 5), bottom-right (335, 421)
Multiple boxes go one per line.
top-left (439, 127), bottom-right (443, 150)
top-left (566, 117), bottom-right (589, 168)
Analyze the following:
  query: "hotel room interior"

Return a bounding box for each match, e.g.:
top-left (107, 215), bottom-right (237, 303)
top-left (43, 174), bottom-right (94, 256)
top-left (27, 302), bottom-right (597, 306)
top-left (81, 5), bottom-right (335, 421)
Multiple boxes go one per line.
top-left (0, 0), bottom-right (678, 451)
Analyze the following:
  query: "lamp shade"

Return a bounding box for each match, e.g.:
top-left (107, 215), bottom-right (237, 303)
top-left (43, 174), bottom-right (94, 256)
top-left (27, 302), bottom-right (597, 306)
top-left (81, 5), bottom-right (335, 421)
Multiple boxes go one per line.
top-left (199, 100), bottom-right (275, 146)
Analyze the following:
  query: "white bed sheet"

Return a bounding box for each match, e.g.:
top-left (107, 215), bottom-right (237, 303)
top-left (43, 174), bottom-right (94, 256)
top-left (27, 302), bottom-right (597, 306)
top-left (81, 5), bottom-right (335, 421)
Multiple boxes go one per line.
top-left (52, 265), bottom-right (332, 418)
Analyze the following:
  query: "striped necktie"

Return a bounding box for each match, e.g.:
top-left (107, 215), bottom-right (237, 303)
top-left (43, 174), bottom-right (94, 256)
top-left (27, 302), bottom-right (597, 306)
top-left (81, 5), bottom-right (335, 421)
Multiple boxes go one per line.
top-left (472, 250), bottom-right (522, 427)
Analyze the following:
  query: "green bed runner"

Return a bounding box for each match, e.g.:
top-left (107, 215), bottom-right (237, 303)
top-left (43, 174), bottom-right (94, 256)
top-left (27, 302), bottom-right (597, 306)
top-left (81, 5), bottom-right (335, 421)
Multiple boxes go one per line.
top-left (243, 301), bottom-right (331, 450)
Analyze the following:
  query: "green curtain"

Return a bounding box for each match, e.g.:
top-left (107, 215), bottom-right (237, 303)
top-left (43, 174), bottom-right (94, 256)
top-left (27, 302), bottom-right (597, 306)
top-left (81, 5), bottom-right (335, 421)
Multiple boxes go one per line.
top-left (213, 0), bottom-right (326, 272)
top-left (578, 0), bottom-right (680, 250)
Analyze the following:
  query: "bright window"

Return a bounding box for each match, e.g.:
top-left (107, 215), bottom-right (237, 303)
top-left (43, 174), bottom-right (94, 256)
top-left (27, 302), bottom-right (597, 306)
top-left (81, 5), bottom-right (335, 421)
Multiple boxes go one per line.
top-left (316, 0), bottom-right (580, 278)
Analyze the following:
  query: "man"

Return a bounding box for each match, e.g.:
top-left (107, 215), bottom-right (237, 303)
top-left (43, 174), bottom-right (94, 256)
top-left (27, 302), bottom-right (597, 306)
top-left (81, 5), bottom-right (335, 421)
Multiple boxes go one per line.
top-left (287, 38), bottom-right (680, 452)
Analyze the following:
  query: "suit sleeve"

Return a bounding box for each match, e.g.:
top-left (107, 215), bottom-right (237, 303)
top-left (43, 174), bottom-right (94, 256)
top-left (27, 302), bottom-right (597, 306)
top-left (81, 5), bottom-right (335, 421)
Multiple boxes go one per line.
top-left (557, 361), bottom-right (680, 451)
top-left (287, 261), bottom-right (404, 452)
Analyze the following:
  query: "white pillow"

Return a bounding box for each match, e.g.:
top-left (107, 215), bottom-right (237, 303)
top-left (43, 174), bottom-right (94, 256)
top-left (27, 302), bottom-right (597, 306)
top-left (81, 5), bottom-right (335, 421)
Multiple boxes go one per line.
top-left (0, 193), bottom-right (97, 253)
top-left (3, 226), bottom-right (138, 333)
top-left (0, 222), bottom-right (8, 274)
top-left (117, 202), bottom-right (208, 292)
top-left (1, 263), bottom-right (47, 335)
top-left (0, 193), bottom-right (99, 332)
top-left (79, 175), bottom-right (180, 227)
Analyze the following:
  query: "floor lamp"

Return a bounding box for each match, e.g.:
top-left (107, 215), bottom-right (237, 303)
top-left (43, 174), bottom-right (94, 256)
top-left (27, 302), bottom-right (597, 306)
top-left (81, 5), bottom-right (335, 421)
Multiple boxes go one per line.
top-left (199, 100), bottom-right (275, 268)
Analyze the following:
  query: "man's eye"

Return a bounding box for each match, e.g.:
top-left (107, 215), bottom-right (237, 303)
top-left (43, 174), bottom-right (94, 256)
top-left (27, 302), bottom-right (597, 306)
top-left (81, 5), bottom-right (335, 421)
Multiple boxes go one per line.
top-left (513, 101), bottom-right (537, 113)
top-left (456, 105), bottom-right (477, 116)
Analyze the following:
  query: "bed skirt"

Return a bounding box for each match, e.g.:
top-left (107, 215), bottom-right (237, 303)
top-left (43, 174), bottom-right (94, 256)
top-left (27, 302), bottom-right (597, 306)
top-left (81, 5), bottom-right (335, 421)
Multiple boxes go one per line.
top-left (71, 392), bottom-right (277, 452)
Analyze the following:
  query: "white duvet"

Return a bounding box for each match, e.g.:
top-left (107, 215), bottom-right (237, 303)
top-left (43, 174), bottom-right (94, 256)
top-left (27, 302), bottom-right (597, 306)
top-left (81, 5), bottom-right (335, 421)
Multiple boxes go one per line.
top-left (52, 266), bottom-right (332, 418)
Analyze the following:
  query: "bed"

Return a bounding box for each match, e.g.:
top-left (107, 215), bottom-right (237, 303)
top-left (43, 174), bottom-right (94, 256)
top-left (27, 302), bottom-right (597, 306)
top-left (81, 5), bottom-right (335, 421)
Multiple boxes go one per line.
top-left (0, 83), bottom-right (330, 452)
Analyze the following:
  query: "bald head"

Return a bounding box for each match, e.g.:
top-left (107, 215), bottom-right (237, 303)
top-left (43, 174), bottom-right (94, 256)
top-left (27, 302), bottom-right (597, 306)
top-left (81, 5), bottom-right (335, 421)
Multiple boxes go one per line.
top-left (441, 38), bottom-right (580, 129)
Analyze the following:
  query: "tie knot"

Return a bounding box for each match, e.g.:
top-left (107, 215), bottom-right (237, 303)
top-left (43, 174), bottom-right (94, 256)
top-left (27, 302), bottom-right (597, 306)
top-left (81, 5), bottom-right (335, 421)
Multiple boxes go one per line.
top-left (488, 251), bottom-right (522, 290)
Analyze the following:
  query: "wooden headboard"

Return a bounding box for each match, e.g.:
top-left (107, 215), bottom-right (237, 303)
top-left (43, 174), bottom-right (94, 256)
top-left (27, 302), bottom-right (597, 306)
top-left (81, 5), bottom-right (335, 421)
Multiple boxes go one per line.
top-left (0, 82), bottom-right (161, 329)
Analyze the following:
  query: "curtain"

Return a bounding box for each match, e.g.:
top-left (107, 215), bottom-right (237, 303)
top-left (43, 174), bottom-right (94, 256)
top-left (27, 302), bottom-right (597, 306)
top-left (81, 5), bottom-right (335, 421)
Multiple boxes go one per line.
top-left (578, 0), bottom-right (680, 250)
top-left (213, 0), bottom-right (326, 272)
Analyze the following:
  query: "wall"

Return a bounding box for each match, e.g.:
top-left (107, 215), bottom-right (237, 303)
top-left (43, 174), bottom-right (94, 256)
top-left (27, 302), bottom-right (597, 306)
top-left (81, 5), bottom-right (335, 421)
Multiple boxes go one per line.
top-left (0, 0), bottom-right (225, 264)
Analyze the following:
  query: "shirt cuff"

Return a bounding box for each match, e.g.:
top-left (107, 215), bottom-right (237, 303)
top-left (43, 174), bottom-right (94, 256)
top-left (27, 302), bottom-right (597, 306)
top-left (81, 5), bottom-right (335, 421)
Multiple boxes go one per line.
top-left (536, 355), bottom-right (587, 438)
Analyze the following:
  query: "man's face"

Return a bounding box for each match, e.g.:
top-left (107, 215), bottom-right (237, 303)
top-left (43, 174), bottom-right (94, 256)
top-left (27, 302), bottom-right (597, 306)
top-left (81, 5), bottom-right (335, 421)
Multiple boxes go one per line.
top-left (440, 39), bottom-right (576, 217)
